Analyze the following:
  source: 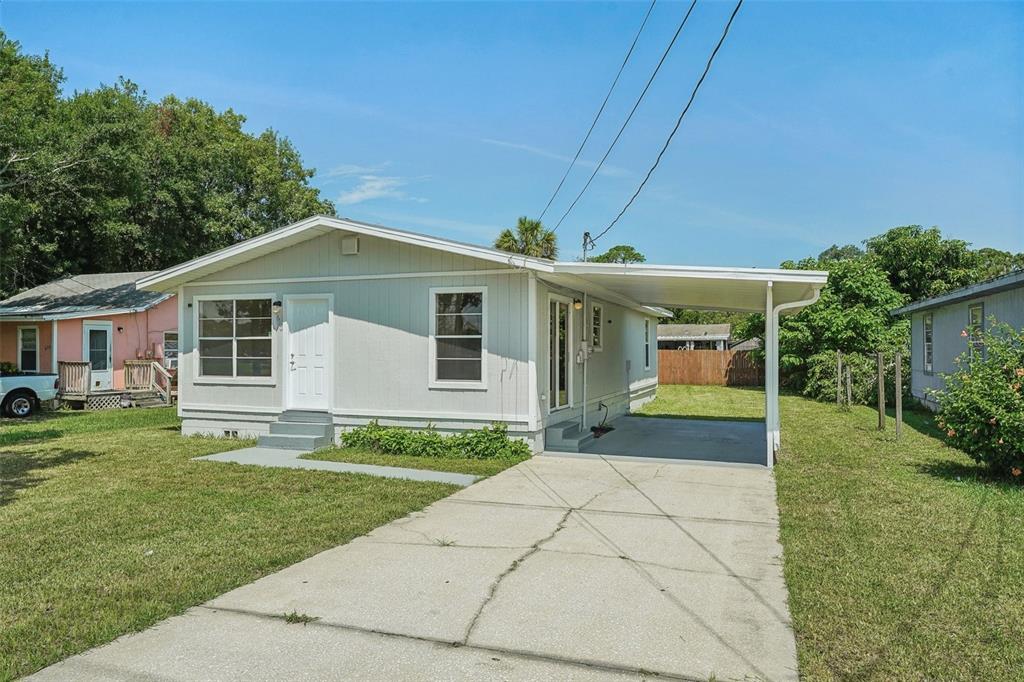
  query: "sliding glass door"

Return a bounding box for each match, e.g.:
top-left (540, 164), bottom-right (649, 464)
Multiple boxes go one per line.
top-left (549, 298), bottom-right (570, 411)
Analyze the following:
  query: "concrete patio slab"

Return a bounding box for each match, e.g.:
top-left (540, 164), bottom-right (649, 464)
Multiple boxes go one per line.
top-left (194, 446), bottom-right (479, 486)
top-left (573, 416), bottom-right (767, 466)
top-left (31, 455), bottom-right (797, 682)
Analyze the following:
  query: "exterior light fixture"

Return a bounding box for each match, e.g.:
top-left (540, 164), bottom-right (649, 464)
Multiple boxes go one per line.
top-left (573, 298), bottom-right (583, 310)
top-left (272, 300), bottom-right (283, 315)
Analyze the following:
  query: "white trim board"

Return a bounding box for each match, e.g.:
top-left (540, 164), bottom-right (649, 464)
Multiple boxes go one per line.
top-left (183, 268), bottom-right (523, 288)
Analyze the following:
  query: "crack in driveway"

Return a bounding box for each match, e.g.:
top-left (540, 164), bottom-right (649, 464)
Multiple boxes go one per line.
top-left (461, 506), bottom-right (573, 644)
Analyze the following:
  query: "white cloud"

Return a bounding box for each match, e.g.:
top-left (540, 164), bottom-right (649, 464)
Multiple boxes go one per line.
top-left (480, 138), bottom-right (631, 178)
top-left (337, 175), bottom-right (407, 205)
top-left (326, 162), bottom-right (387, 178)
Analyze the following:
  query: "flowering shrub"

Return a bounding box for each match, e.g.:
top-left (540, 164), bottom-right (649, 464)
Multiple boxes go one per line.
top-left (341, 420), bottom-right (531, 460)
top-left (935, 323), bottom-right (1024, 476)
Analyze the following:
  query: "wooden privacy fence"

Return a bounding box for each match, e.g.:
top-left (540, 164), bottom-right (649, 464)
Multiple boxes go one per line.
top-left (658, 349), bottom-right (763, 386)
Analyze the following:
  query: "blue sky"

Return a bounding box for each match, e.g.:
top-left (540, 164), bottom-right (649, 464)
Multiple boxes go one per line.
top-left (3, 1), bottom-right (1022, 266)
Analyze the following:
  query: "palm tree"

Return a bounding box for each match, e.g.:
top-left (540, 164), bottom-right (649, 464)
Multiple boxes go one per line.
top-left (494, 216), bottom-right (557, 259)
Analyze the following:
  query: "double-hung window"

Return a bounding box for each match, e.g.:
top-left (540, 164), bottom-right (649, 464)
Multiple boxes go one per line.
top-left (591, 304), bottom-right (603, 351)
top-left (18, 326), bottom-right (38, 373)
top-left (163, 331), bottom-right (179, 370)
top-left (644, 319), bottom-right (651, 369)
top-left (923, 313), bottom-right (933, 372)
top-left (968, 303), bottom-right (984, 359)
top-left (430, 287), bottom-right (486, 387)
top-left (197, 298), bottom-right (273, 379)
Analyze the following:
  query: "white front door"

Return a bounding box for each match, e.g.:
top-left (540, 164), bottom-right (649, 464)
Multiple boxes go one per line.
top-left (285, 297), bottom-right (331, 410)
top-left (82, 321), bottom-right (113, 390)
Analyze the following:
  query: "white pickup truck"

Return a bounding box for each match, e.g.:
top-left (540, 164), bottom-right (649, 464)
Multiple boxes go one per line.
top-left (0, 373), bottom-right (60, 418)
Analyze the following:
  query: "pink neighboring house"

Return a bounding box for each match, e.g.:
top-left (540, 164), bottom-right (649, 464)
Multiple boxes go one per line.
top-left (0, 272), bottom-right (177, 391)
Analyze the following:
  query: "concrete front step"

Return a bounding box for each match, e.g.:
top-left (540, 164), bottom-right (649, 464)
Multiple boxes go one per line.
top-left (545, 419), bottom-right (594, 453)
top-left (269, 421), bottom-right (333, 437)
top-left (278, 410), bottom-right (333, 424)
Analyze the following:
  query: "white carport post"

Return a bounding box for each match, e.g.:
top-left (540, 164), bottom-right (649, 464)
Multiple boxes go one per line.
top-left (764, 282), bottom-right (777, 467)
top-left (766, 285), bottom-right (824, 468)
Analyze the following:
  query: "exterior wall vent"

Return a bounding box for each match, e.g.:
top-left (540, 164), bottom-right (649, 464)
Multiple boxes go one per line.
top-left (341, 236), bottom-right (360, 255)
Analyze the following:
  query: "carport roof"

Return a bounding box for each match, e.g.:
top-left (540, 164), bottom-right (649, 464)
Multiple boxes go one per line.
top-left (137, 215), bottom-right (827, 314)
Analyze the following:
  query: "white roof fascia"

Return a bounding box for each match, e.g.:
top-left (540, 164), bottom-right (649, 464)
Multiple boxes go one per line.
top-left (137, 216), bottom-right (554, 291)
top-left (552, 261), bottom-right (829, 285)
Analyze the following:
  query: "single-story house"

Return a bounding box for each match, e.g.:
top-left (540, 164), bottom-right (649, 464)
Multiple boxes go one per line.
top-left (0, 273), bottom-right (178, 391)
top-left (137, 215), bottom-right (827, 466)
top-left (892, 269), bottom-right (1024, 409)
top-left (657, 323), bottom-right (732, 350)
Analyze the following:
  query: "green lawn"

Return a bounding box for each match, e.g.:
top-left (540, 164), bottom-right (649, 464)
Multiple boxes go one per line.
top-left (647, 385), bottom-right (1023, 680)
top-left (0, 408), bottom-right (458, 680)
top-left (303, 445), bottom-right (529, 477)
top-left (634, 383), bottom-right (765, 421)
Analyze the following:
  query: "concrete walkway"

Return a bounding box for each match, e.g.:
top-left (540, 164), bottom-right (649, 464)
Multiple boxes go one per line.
top-left (194, 446), bottom-right (480, 486)
top-left (31, 456), bottom-right (798, 681)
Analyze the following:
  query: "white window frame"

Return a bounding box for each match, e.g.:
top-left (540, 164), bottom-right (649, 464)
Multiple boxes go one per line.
top-left (644, 318), bottom-right (651, 370)
top-left (162, 331), bottom-right (179, 370)
top-left (923, 313), bottom-right (933, 373)
top-left (591, 303), bottom-right (603, 352)
top-left (428, 286), bottom-right (488, 390)
top-left (968, 303), bottom-right (985, 359)
top-left (192, 293), bottom-right (277, 385)
top-left (17, 325), bottom-right (40, 373)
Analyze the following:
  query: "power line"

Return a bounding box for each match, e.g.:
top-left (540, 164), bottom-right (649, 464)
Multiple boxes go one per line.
top-left (552, 0), bottom-right (699, 233)
top-left (537, 0), bottom-right (658, 222)
top-left (591, 0), bottom-right (744, 246)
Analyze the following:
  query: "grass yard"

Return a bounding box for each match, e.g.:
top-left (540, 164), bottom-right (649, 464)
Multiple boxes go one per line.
top-left (303, 445), bottom-right (529, 477)
top-left (634, 383), bottom-right (765, 421)
top-left (0, 408), bottom-right (459, 680)
top-left (647, 384), bottom-right (1023, 680)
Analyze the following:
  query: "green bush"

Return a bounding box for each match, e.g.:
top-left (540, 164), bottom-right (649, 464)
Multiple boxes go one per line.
top-left (803, 349), bottom-right (912, 407)
top-left (0, 361), bottom-right (19, 376)
top-left (341, 420), bottom-right (531, 460)
top-left (935, 323), bottom-right (1024, 475)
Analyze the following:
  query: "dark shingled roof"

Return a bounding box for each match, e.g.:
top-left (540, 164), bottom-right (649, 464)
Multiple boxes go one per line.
top-left (657, 323), bottom-right (732, 340)
top-left (0, 272), bottom-right (168, 318)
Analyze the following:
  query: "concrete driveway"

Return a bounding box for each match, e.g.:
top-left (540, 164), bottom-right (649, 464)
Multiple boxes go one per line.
top-left (32, 456), bottom-right (797, 681)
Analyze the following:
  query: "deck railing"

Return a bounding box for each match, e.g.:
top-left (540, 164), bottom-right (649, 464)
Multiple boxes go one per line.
top-left (58, 361), bottom-right (92, 395)
top-left (124, 359), bottom-right (173, 403)
top-left (123, 360), bottom-right (152, 390)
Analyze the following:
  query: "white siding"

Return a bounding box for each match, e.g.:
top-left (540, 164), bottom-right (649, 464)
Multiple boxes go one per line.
top-left (175, 229), bottom-right (661, 450)
top-left (534, 280), bottom-right (658, 434)
top-left (179, 233), bottom-right (532, 437)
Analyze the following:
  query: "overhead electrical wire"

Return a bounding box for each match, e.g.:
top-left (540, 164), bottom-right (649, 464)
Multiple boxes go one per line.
top-left (537, 0), bottom-right (658, 221)
top-left (552, 0), bottom-right (700, 233)
top-left (590, 0), bottom-right (744, 245)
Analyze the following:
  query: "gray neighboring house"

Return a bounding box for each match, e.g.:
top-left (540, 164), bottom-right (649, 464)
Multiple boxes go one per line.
top-left (892, 270), bottom-right (1024, 409)
top-left (657, 323), bottom-right (731, 350)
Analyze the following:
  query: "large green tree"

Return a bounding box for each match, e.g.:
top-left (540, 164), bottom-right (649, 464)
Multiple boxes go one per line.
top-left (736, 257), bottom-right (909, 383)
top-left (863, 225), bottom-right (983, 301)
top-left (590, 244), bottom-right (645, 264)
top-left (494, 216), bottom-right (557, 259)
top-left (0, 32), bottom-right (333, 298)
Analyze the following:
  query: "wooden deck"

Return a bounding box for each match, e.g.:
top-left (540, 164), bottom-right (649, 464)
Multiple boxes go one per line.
top-left (58, 360), bottom-right (176, 410)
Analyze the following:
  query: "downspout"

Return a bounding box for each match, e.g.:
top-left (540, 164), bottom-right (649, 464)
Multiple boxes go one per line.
top-left (768, 287), bottom-right (822, 459)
